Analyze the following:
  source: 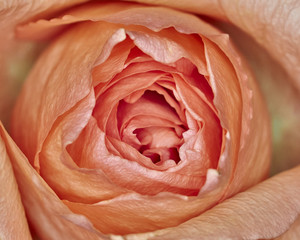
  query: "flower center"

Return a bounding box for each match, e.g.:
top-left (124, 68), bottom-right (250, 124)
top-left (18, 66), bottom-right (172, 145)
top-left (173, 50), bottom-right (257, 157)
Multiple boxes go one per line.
top-left (117, 90), bottom-right (186, 165)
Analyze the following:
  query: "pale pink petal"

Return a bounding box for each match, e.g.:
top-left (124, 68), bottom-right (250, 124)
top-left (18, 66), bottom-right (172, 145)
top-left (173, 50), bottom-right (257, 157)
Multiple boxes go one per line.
top-left (276, 215), bottom-right (300, 240)
top-left (217, 0), bottom-right (300, 92)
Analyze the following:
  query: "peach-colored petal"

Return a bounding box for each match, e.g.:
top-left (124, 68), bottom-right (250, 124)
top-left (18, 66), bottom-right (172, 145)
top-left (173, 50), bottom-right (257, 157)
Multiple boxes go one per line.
top-left (204, 35), bottom-right (271, 198)
top-left (93, 71), bottom-right (170, 131)
top-left (276, 215), bottom-right (300, 240)
top-left (63, 193), bottom-right (201, 235)
top-left (0, 0), bottom-right (92, 126)
top-left (122, 166), bottom-right (300, 240)
top-left (16, 3), bottom-right (213, 75)
top-left (120, 0), bottom-right (226, 20)
top-left (11, 21), bottom-right (122, 168)
top-left (70, 117), bottom-right (204, 196)
top-left (213, 15), bottom-right (300, 176)
top-left (220, 0), bottom-right (300, 93)
top-left (16, 2), bottom-right (215, 46)
top-left (0, 123), bottom-right (106, 240)
top-left (92, 35), bottom-right (134, 87)
top-left (0, 123), bottom-right (31, 240)
top-left (15, 2), bottom-right (141, 40)
top-left (128, 0), bottom-right (300, 92)
top-left (172, 74), bottom-right (222, 173)
top-left (39, 90), bottom-right (129, 203)
top-left (63, 191), bottom-right (216, 235)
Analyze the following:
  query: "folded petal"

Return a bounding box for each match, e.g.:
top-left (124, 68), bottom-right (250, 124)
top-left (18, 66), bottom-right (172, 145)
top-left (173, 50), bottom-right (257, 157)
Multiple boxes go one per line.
top-left (203, 36), bottom-right (271, 198)
top-left (0, 123), bottom-right (107, 240)
top-left (0, 0), bottom-right (92, 125)
top-left (0, 123), bottom-right (31, 240)
top-left (123, 165), bottom-right (300, 240)
top-left (128, 0), bottom-right (300, 92)
top-left (40, 90), bottom-right (129, 203)
top-left (11, 21), bottom-right (122, 168)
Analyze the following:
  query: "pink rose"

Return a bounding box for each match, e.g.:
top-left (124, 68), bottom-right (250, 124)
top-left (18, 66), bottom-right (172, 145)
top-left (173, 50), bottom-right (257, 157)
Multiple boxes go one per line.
top-left (0, 1), bottom-right (299, 239)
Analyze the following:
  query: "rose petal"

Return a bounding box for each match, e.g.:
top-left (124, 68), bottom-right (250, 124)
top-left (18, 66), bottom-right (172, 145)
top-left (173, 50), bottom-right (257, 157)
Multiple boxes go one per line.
top-left (70, 117), bottom-right (205, 196)
top-left (16, 1), bottom-right (216, 44)
top-left (0, 0), bottom-right (91, 126)
top-left (275, 215), bottom-right (300, 240)
top-left (203, 36), bottom-right (271, 199)
top-left (39, 90), bottom-right (129, 203)
top-left (220, 0), bottom-right (300, 92)
top-left (0, 123), bottom-right (106, 240)
top-left (93, 71), bottom-right (170, 131)
top-left (0, 123), bottom-right (31, 240)
top-left (128, 0), bottom-right (300, 92)
top-left (214, 17), bottom-right (300, 175)
top-left (11, 21), bottom-right (122, 168)
top-left (63, 193), bottom-right (201, 235)
top-left (133, 0), bottom-right (300, 176)
top-left (120, 0), bottom-right (226, 20)
top-left (122, 166), bottom-right (300, 240)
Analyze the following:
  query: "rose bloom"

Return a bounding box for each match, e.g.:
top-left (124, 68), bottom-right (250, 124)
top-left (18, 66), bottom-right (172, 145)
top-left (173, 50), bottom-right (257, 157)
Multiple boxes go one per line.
top-left (1, 1), bottom-right (300, 240)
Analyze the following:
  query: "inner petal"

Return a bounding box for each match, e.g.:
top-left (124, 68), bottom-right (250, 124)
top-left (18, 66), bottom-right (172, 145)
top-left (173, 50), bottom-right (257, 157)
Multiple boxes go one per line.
top-left (118, 90), bottom-right (186, 165)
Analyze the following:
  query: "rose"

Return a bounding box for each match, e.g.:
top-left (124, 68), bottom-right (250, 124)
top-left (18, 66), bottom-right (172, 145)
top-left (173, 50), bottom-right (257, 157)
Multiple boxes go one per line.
top-left (1, 1), bottom-right (298, 240)
top-left (10, 1), bottom-right (274, 237)
top-left (0, 1), bottom-right (299, 240)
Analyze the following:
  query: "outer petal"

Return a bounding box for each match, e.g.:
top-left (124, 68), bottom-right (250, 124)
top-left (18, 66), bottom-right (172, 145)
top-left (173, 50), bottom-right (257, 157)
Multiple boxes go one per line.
top-left (219, 0), bottom-right (300, 93)
top-left (276, 215), bottom-right (300, 240)
top-left (0, 123), bottom-right (31, 240)
top-left (213, 19), bottom-right (300, 176)
top-left (0, 0), bottom-right (91, 126)
top-left (39, 90), bottom-right (130, 203)
top-left (0, 123), bottom-right (107, 240)
top-left (122, 166), bottom-right (300, 240)
top-left (119, 0), bottom-right (226, 20)
top-left (11, 21), bottom-right (122, 168)
top-left (128, 0), bottom-right (300, 92)
top-left (204, 35), bottom-right (271, 198)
